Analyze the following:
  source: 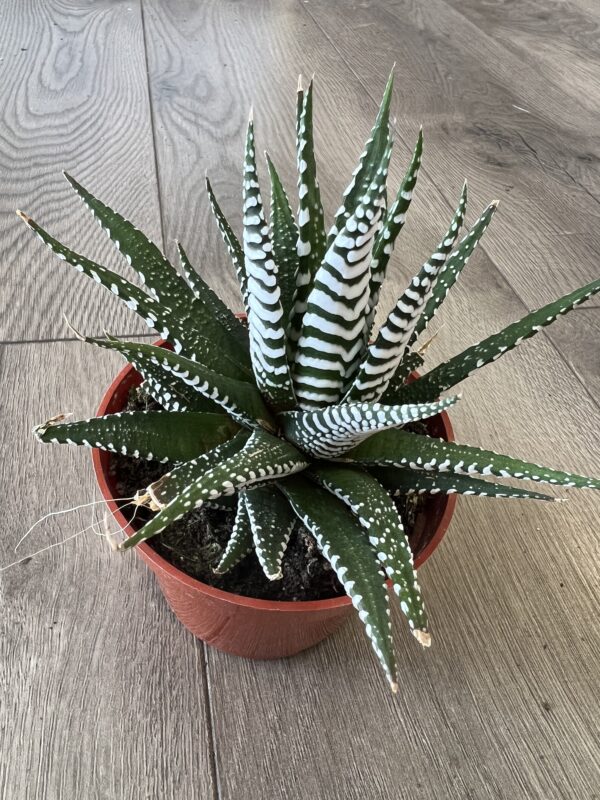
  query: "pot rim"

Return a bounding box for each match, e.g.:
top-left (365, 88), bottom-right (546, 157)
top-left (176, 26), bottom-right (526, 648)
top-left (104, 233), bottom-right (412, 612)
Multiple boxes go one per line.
top-left (92, 340), bottom-right (456, 613)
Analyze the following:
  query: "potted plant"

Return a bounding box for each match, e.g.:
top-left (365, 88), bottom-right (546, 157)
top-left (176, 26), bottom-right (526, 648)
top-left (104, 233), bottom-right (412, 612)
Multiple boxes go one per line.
top-left (19, 73), bottom-right (600, 692)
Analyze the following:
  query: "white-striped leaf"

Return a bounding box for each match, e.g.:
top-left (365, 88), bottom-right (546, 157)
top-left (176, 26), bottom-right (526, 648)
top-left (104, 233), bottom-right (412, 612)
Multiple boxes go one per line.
top-left (266, 154), bottom-right (300, 334)
top-left (280, 395), bottom-right (458, 458)
top-left (127, 348), bottom-right (222, 414)
top-left (293, 146), bottom-right (391, 408)
top-left (366, 128), bottom-right (424, 333)
top-left (384, 351), bottom-right (424, 393)
top-left (34, 410), bottom-right (239, 463)
top-left (140, 431), bottom-right (251, 510)
top-left (348, 182), bottom-right (468, 403)
top-left (372, 467), bottom-right (556, 501)
top-left (205, 175), bottom-right (249, 314)
top-left (213, 495), bottom-right (254, 574)
top-left (176, 241), bottom-right (249, 351)
top-left (407, 200), bottom-right (498, 349)
top-left (395, 277), bottom-right (600, 405)
top-left (243, 484), bottom-right (297, 580)
top-left (64, 173), bottom-right (195, 308)
top-left (243, 116), bottom-right (296, 411)
top-left (280, 475), bottom-right (398, 691)
top-left (349, 429), bottom-right (600, 490)
top-left (18, 211), bottom-right (251, 379)
top-left (310, 465), bottom-right (429, 641)
top-left (287, 79), bottom-right (328, 346)
top-left (327, 69), bottom-right (394, 247)
top-left (82, 335), bottom-right (275, 430)
top-left (121, 429), bottom-right (309, 550)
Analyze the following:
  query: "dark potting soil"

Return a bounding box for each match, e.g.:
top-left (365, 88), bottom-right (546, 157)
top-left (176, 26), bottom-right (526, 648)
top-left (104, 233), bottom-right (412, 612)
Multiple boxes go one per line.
top-left (111, 387), bottom-right (423, 602)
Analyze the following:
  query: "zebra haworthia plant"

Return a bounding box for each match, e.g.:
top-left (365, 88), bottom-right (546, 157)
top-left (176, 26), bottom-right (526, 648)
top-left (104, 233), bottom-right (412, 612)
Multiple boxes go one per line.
top-left (21, 72), bottom-right (600, 692)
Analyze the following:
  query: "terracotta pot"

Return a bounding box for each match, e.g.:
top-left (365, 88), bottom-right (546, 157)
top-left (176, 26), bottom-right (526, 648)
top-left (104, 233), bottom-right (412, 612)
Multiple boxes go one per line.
top-left (92, 340), bottom-right (456, 660)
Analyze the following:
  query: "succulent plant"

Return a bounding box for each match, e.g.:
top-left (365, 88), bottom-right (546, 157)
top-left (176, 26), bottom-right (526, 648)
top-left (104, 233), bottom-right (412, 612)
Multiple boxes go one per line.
top-left (20, 72), bottom-right (600, 691)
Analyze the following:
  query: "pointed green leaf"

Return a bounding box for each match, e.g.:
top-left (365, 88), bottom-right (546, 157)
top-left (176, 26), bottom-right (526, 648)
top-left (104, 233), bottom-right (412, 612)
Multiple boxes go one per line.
top-left (176, 241), bottom-right (250, 352)
top-left (349, 428), bottom-right (600, 490)
top-left (366, 128), bottom-right (424, 331)
top-left (243, 485), bottom-right (297, 580)
top-left (265, 154), bottom-right (299, 331)
top-left (372, 466), bottom-right (556, 501)
top-left (288, 80), bottom-right (328, 344)
top-left (81, 335), bottom-right (275, 430)
top-left (280, 477), bottom-right (398, 692)
top-left (127, 348), bottom-right (223, 414)
top-left (140, 431), bottom-right (251, 509)
top-left (280, 475), bottom-right (397, 690)
top-left (407, 200), bottom-right (498, 348)
top-left (396, 277), bottom-right (600, 404)
top-left (121, 429), bottom-right (309, 550)
top-left (310, 465), bottom-right (429, 640)
top-left (293, 144), bottom-right (392, 408)
top-left (243, 117), bottom-right (296, 411)
top-left (348, 182), bottom-right (467, 403)
top-left (64, 173), bottom-right (195, 308)
top-left (327, 69), bottom-right (394, 247)
top-left (18, 211), bottom-right (251, 380)
top-left (384, 351), bottom-right (424, 394)
top-left (205, 176), bottom-right (248, 312)
top-left (280, 395), bottom-right (458, 458)
top-left (34, 410), bottom-right (240, 463)
top-left (213, 496), bottom-right (254, 574)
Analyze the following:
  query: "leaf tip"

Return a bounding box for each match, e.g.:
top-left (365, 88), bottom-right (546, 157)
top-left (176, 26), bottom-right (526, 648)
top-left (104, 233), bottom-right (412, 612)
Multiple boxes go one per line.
top-left (297, 73), bottom-right (303, 93)
top-left (413, 629), bottom-right (431, 647)
top-left (390, 681), bottom-right (399, 694)
top-left (16, 209), bottom-right (32, 225)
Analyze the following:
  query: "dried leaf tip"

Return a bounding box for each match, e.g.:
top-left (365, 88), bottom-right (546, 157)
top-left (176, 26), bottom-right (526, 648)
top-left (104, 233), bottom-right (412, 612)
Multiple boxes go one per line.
top-left (15, 209), bottom-right (32, 224)
top-left (33, 411), bottom-right (73, 437)
top-left (297, 74), bottom-right (303, 93)
top-left (248, 105), bottom-right (254, 123)
top-left (490, 199), bottom-right (500, 209)
top-left (413, 629), bottom-right (432, 647)
top-left (390, 681), bottom-right (399, 694)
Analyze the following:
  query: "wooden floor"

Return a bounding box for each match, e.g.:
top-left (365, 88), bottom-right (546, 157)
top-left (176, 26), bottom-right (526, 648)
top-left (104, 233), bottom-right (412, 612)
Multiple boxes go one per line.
top-left (1, 1), bottom-right (599, 798)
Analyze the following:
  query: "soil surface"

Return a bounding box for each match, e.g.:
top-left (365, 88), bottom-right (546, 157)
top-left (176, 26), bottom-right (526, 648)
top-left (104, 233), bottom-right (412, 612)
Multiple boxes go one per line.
top-left (111, 387), bottom-right (423, 602)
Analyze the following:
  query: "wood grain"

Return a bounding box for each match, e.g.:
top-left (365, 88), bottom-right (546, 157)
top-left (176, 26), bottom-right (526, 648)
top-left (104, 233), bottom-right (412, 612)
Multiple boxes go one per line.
top-left (0, 0), bottom-right (158, 342)
top-left (299, 0), bottom-right (600, 396)
top-left (0, 341), bottom-right (215, 800)
top-left (142, 2), bottom-right (600, 798)
top-left (2, 1), bottom-right (599, 798)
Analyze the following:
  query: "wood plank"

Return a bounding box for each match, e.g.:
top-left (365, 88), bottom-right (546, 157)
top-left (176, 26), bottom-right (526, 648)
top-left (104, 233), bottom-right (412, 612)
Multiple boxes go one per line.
top-left (443, 0), bottom-right (600, 105)
top-left (0, 340), bottom-right (215, 800)
top-left (0, 0), bottom-right (159, 342)
top-left (142, 2), bottom-right (600, 798)
top-left (299, 0), bottom-right (600, 395)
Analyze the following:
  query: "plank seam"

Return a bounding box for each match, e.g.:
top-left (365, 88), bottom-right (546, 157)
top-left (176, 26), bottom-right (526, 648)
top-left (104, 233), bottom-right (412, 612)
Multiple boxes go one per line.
top-left (203, 647), bottom-right (223, 800)
top-left (0, 333), bottom-right (159, 347)
top-left (140, 0), bottom-right (168, 255)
